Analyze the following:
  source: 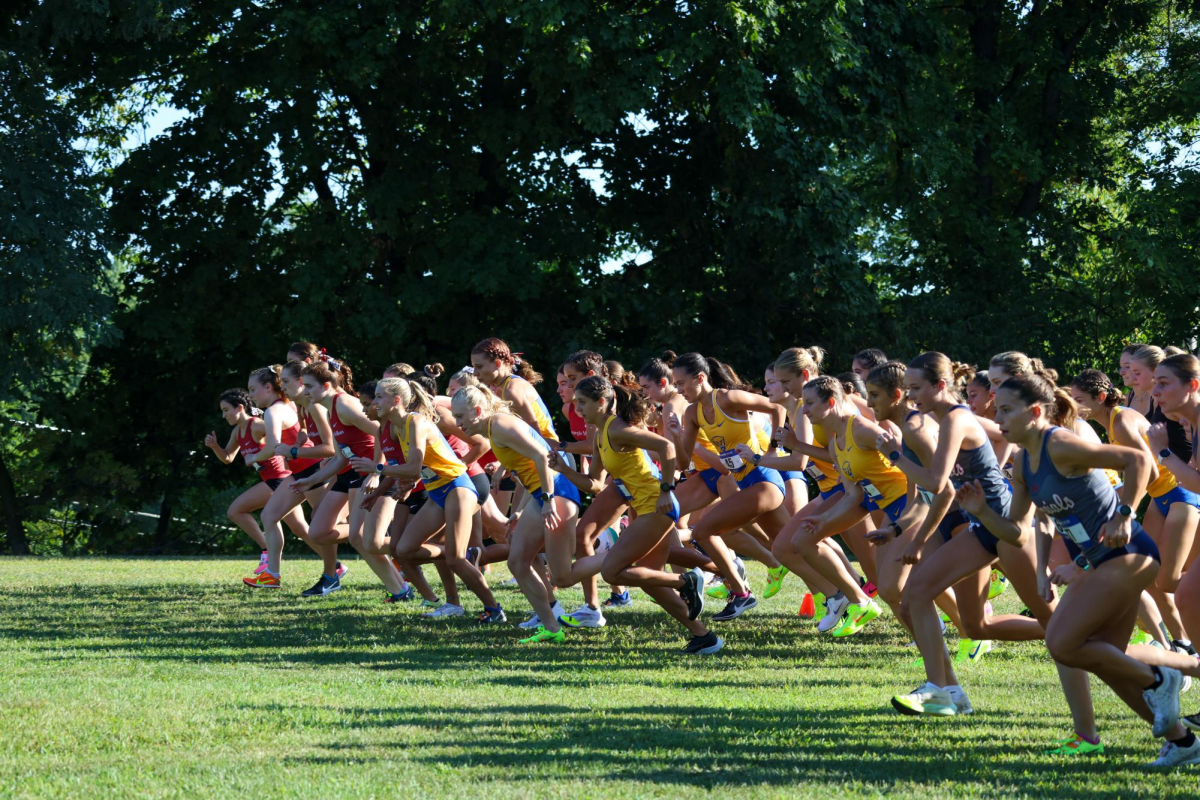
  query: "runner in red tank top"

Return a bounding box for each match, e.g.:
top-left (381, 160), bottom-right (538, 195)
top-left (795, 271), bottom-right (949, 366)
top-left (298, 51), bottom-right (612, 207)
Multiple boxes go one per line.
top-left (289, 356), bottom-right (409, 600)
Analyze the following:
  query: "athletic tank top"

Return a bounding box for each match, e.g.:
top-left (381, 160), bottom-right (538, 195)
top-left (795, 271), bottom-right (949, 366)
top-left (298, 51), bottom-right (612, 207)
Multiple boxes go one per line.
top-left (500, 375), bottom-right (559, 443)
top-left (1107, 406), bottom-right (1175, 497)
top-left (832, 414), bottom-right (907, 507)
top-left (236, 420), bottom-right (289, 482)
top-left (395, 416), bottom-right (466, 491)
top-left (379, 420), bottom-right (424, 492)
top-left (567, 403), bottom-right (588, 442)
top-left (598, 416), bottom-right (663, 515)
top-left (486, 416), bottom-right (550, 493)
top-left (792, 401), bottom-right (839, 492)
top-left (696, 393), bottom-right (763, 480)
top-left (281, 404), bottom-right (319, 473)
top-left (1023, 426), bottom-right (1119, 565)
top-left (329, 393), bottom-right (376, 460)
top-left (301, 406), bottom-right (348, 475)
top-left (944, 406), bottom-right (1011, 518)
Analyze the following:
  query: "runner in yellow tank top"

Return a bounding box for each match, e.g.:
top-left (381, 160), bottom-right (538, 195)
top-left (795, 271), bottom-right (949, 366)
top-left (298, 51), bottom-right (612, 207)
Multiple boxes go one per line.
top-left (551, 376), bottom-right (724, 654)
top-left (469, 336), bottom-right (561, 445)
top-left (669, 352), bottom-right (791, 620)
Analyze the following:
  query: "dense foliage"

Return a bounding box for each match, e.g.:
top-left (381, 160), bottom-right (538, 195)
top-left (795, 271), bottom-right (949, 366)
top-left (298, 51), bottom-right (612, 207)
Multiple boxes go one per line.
top-left (5, 0), bottom-right (1200, 552)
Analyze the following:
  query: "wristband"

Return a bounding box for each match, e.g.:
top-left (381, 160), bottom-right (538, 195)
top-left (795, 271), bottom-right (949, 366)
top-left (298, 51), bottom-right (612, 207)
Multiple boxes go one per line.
top-left (888, 450), bottom-right (901, 463)
top-left (290, 446), bottom-right (299, 459)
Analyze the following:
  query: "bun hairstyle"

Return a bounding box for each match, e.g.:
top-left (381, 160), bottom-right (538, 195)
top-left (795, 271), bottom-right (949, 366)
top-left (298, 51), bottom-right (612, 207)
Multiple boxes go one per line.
top-left (219, 388), bottom-right (260, 416)
top-left (909, 351), bottom-right (974, 392)
top-left (575, 375), bottom-right (652, 427)
top-left (837, 372), bottom-right (867, 398)
top-left (990, 351), bottom-right (1058, 384)
top-left (564, 350), bottom-right (608, 379)
top-left (638, 350), bottom-right (678, 384)
top-left (866, 360), bottom-right (907, 394)
top-left (472, 337), bottom-right (542, 385)
top-left (1161, 354), bottom-right (1200, 387)
top-left (1164, 346), bottom-right (1186, 357)
top-left (451, 384), bottom-right (511, 418)
top-left (384, 362), bottom-right (415, 378)
top-left (377, 376), bottom-right (438, 422)
top-left (448, 367), bottom-right (480, 389)
top-left (853, 348), bottom-right (888, 371)
top-left (302, 356), bottom-right (355, 395)
top-left (250, 365), bottom-right (285, 397)
top-left (287, 342), bottom-right (321, 363)
top-left (804, 374), bottom-right (844, 404)
top-left (774, 346), bottom-right (825, 378)
top-left (1071, 369), bottom-right (1120, 409)
top-left (998, 374), bottom-right (1077, 428)
top-left (673, 352), bottom-right (751, 391)
top-left (421, 363), bottom-right (445, 393)
top-left (1129, 344), bottom-right (1166, 371)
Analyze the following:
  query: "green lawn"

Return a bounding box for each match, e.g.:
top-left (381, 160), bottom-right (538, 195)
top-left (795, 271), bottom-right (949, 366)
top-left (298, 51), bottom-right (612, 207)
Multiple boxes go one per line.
top-left (2, 557), bottom-right (1195, 798)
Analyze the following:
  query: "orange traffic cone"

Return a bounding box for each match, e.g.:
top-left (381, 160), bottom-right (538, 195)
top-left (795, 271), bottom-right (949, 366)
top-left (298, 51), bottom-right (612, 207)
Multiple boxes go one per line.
top-left (798, 592), bottom-right (816, 619)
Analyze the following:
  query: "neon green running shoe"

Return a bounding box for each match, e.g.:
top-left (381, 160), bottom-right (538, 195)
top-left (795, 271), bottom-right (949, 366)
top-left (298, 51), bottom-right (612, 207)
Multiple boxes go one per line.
top-left (831, 598), bottom-right (883, 638)
top-left (954, 638), bottom-right (993, 664)
top-left (518, 625), bottom-right (565, 644)
top-left (987, 569), bottom-right (1009, 599)
top-left (1130, 628), bottom-right (1155, 646)
top-left (762, 566), bottom-right (789, 599)
top-left (706, 583), bottom-right (730, 600)
top-left (421, 599), bottom-right (441, 609)
top-left (1045, 733), bottom-right (1104, 756)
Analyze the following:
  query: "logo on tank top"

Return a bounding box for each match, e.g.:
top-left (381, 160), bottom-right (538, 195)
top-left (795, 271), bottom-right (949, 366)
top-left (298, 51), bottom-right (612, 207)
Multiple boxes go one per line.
top-left (841, 459), bottom-right (854, 480)
top-left (711, 435), bottom-right (728, 452)
top-left (1038, 492), bottom-right (1076, 516)
top-left (950, 462), bottom-right (965, 479)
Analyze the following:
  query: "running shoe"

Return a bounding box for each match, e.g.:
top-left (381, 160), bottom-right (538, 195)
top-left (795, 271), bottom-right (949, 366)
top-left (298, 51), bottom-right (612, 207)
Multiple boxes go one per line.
top-left (946, 684), bottom-right (973, 715)
top-left (477, 607), bottom-right (507, 624)
top-left (518, 625), bottom-right (565, 644)
top-left (817, 593), bottom-right (849, 633)
top-left (863, 581), bottom-right (879, 599)
top-left (712, 593), bottom-right (758, 622)
top-left (254, 551), bottom-right (269, 575)
top-left (682, 631), bottom-right (725, 655)
top-left (797, 592), bottom-right (817, 619)
top-left (559, 605), bottom-right (607, 628)
top-left (520, 602), bottom-right (565, 630)
top-left (830, 598), bottom-right (882, 637)
top-left (954, 638), bottom-right (993, 664)
top-left (987, 569), bottom-right (1009, 599)
top-left (1144, 666), bottom-right (1183, 737)
top-left (421, 602), bottom-right (464, 619)
top-left (705, 583), bottom-right (730, 600)
top-left (1045, 734), bottom-right (1104, 756)
top-left (679, 568), bottom-right (705, 620)
top-left (335, 561), bottom-right (348, 580)
top-left (420, 598), bottom-right (441, 609)
top-left (763, 565), bottom-right (788, 599)
top-left (384, 585), bottom-right (415, 603)
top-left (1183, 712), bottom-right (1200, 732)
top-left (891, 682), bottom-right (956, 716)
top-left (243, 572), bottom-right (281, 589)
top-left (1150, 736), bottom-right (1200, 767)
top-left (300, 574), bottom-right (341, 597)
top-left (500, 576), bottom-right (519, 587)
top-left (602, 591), bottom-right (632, 608)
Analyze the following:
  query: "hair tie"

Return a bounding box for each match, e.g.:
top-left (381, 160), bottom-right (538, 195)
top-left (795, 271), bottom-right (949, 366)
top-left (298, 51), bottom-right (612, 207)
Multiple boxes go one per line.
top-left (270, 365), bottom-right (280, 374)
top-left (328, 359), bottom-right (341, 371)
top-left (250, 407), bottom-right (263, 417)
top-left (512, 351), bottom-right (523, 366)
top-left (462, 366), bottom-right (475, 374)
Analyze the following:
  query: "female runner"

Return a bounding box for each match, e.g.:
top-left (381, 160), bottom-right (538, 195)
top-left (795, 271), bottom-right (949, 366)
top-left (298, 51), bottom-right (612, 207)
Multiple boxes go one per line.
top-left (882, 353), bottom-right (1054, 716)
top-left (204, 389), bottom-right (302, 581)
top-left (852, 349), bottom-right (888, 380)
top-left (470, 338), bottom-right (561, 448)
top-left (380, 379), bottom-right (502, 622)
top-left (1126, 345), bottom-right (1163, 419)
top-left (670, 353), bottom-right (789, 621)
top-left (554, 376), bottom-right (723, 654)
top-left (960, 373), bottom-right (1200, 766)
top-left (451, 384), bottom-right (583, 638)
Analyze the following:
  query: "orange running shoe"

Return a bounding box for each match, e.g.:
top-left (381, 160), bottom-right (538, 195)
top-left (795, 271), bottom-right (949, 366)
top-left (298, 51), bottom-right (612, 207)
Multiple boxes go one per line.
top-left (243, 572), bottom-right (281, 589)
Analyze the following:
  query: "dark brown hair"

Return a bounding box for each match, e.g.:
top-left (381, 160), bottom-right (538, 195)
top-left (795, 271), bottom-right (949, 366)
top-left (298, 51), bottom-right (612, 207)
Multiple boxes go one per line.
top-left (472, 337), bottom-right (542, 384)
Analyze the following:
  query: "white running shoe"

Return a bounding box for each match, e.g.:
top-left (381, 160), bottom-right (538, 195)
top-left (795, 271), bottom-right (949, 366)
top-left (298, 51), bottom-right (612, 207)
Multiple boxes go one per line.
top-left (1145, 667), bottom-right (1184, 738)
top-left (561, 604), bottom-right (607, 628)
top-left (519, 601), bottom-right (565, 629)
top-left (946, 684), bottom-right (974, 715)
top-left (421, 602), bottom-right (464, 619)
top-left (1151, 736), bottom-right (1200, 767)
top-left (891, 682), bottom-right (956, 716)
top-left (817, 594), bottom-right (850, 633)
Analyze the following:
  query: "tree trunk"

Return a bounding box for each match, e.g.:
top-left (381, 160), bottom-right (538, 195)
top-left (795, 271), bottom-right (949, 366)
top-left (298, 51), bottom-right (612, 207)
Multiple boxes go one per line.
top-left (0, 447), bottom-right (30, 554)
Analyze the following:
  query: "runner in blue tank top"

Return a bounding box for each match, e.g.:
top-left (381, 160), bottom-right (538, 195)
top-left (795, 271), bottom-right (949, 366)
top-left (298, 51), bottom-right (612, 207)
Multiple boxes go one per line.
top-left (959, 373), bottom-right (1200, 767)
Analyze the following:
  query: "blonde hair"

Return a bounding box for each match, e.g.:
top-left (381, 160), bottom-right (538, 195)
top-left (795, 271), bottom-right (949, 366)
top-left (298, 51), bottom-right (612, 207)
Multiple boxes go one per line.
top-left (990, 351), bottom-right (1058, 384)
top-left (449, 367), bottom-right (480, 389)
top-left (451, 385), bottom-right (512, 419)
top-left (378, 377), bottom-right (438, 422)
top-left (774, 346), bottom-right (826, 378)
top-left (1130, 344), bottom-right (1166, 370)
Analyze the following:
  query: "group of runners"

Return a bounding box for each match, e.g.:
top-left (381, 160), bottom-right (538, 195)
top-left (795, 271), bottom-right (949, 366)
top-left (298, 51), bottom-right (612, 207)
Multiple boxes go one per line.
top-left (204, 338), bottom-right (1200, 767)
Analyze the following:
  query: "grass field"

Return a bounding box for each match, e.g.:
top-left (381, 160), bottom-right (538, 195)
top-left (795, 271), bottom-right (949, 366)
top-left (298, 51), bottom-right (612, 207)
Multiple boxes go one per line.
top-left (2, 556), bottom-right (1196, 798)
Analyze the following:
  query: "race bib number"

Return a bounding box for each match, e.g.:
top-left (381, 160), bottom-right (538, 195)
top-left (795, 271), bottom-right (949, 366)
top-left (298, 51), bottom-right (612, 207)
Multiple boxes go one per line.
top-left (860, 479), bottom-right (884, 501)
top-left (805, 464), bottom-right (825, 483)
top-left (719, 449), bottom-right (745, 472)
top-left (1052, 514), bottom-right (1091, 546)
top-left (916, 487), bottom-right (935, 505)
top-left (419, 466), bottom-right (439, 482)
top-left (614, 479), bottom-right (633, 501)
